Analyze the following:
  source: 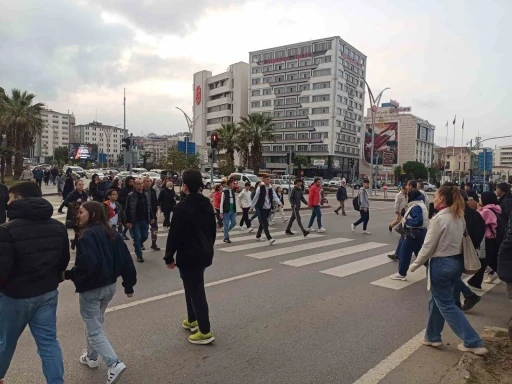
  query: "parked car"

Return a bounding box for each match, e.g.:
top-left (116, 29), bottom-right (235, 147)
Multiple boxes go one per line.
top-left (131, 167), bottom-right (148, 174)
top-left (229, 173), bottom-right (261, 188)
top-left (352, 180), bottom-right (381, 190)
top-left (203, 175), bottom-right (223, 189)
top-left (422, 182), bottom-right (437, 192)
top-left (329, 177), bottom-right (342, 187)
top-left (141, 172), bottom-right (160, 182)
top-left (322, 179), bottom-right (331, 187)
top-left (302, 177), bottom-right (315, 187)
top-left (270, 179), bottom-right (291, 194)
top-left (85, 169), bottom-right (103, 179)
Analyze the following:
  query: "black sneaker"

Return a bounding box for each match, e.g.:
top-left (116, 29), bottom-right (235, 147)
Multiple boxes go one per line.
top-left (303, 231), bottom-right (309, 238)
top-left (223, 239), bottom-right (232, 243)
top-left (70, 239), bottom-right (76, 250)
top-left (151, 244), bottom-right (161, 251)
top-left (285, 231), bottom-right (294, 235)
top-left (141, 246), bottom-right (146, 251)
top-left (342, 213), bottom-right (347, 216)
top-left (137, 256), bottom-right (144, 263)
top-left (467, 282), bottom-right (482, 290)
top-left (387, 254), bottom-right (398, 261)
top-left (334, 210), bottom-right (339, 215)
top-left (462, 294), bottom-right (481, 312)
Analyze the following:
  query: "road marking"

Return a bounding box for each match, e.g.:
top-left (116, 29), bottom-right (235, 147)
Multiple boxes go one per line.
top-left (351, 277), bottom-right (501, 384)
top-left (370, 266), bottom-right (427, 290)
top-left (130, 248), bottom-right (166, 256)
top-left (106, 269), bottom-right (273, 313)
top-left (217, 234), bottom-right (324, 253)
top-left (320, 253), bottom-right (392, 277)
top-left (281, 242), bottom-right (387, 267)
top-left (246, 238), bottom-right (354, 259)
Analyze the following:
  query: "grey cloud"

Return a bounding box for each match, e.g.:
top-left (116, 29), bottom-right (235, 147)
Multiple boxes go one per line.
top-left (86, 0), bottom-right (245, 35)
top-left (412, 98), bottom-right (439, 109)
top-left (0, 0), bottom-right (134, 98)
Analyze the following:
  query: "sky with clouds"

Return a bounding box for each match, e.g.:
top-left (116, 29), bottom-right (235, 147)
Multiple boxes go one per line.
top-left (1, 0), bottom-right (511, 147)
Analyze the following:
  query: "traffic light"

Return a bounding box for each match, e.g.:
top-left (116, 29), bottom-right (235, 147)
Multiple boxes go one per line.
top-left (286, 153), bottom-right (291, 164)
top-left (291, 152), bottom-right (296, 162)
top-left (211, 132), bottom-right (219, 149)
top-left (122, 137), bottom-right (131, 151)
top-left (349, 158), bottom-right (354, 167)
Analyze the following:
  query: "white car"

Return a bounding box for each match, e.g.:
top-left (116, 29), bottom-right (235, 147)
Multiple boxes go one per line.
top-left (203, 175), bottom-right (223, 189)
top-left (85, 169), bottom-right (103, 179)
top-left (141, 172), bottom-right (160, 182)
top-left (329, 177), bottom-right (342, 187)
top-left (270, 179), bottom-right (291, 194)
top-left (422, 182), bottom-right (437, 192)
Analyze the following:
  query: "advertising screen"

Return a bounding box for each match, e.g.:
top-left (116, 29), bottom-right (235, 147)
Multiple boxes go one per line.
top-left (68, 143), bottom-right (98, 161)
top-left (364, 122), bottom-right (398, 166)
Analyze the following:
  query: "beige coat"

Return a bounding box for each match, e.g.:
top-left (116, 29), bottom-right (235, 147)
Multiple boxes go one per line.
top-left (409, 207), bottom-right (464, 272)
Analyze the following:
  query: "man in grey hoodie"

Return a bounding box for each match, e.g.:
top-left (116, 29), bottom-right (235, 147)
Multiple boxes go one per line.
top-left (351, 179), bottom-right (371, 234)
top-left (285, 179), bottom-right (309, 237)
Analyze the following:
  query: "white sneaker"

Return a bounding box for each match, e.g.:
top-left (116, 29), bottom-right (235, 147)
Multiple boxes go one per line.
top-left (269, 239), bottom-right (276, 245)
top-left (317, 227), bottom-right (327, 233)
top-left (351, 224), bottom-right (356, 232)
top-left (269, 221), bottom-right (275, 226)
top-left (79, 350), bottom-right (99, 368)
top-left (457, 343), bottom-right (488, 355)
top-left (247, 228), bottom-right (254, 233)
top-left (390, 273), bottom-right (407, 281)
top-left (282, 217), bottom-right (288, 222)
top-left (239, 226), bottom-right (246, 231)
top-left (484, 273), bottom-right (498, 284)
top-left (256, 237), bottom-right (265, 242)
top-left (308, 227), bottom-right (316, 232)
top-left (420, 339), bottom-right (443, 347)
top-left (107, 361), bottom-right (127, 384)
top-left (362, 230), bottom-right (372, 235)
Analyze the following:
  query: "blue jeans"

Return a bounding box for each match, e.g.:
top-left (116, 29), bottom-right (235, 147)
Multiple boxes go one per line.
top-left (223, 211), bottom-right (237, 239)
top-left (452, 279), bottom-right (474, 306)
top-left (308, 206), bottom-right (322, 228)
top-left (425, 256), bottom-right (484, 348)
top-left (398, 230), bottom-right (426, 276)
top-left (395, 236), bottom-right (404, 256)
top-left (0, 290), bottom-right (64, 383)
top-left (79, 284), bottom-right (119, 368)
top-left (130, 220), bottom-right (149, 257)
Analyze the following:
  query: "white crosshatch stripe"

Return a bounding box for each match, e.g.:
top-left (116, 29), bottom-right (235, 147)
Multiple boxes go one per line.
top-left (246, 238), bottom-right (354, 259)
top-left (320, 253), bottom-right (393, 278)
top-left (281, 242), bottom-right (388, 267)
top-left (217, 234), bottom-right (325, 253)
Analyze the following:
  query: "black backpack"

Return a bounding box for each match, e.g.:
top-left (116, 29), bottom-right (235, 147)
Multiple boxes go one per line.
top-left (464, 206), bottom-right (486, 249)
top-left (352, 195), bottom-right (360, 210)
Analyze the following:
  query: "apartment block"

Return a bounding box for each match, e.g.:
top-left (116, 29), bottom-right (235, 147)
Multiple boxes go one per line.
top-left (35, 109), bottom-right (75, 158)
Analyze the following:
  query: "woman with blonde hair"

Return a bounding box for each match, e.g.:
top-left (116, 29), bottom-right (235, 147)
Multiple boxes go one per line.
top-left (409, 186), bottom-right (487, 355)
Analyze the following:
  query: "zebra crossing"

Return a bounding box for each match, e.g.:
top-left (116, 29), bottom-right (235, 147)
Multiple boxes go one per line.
top-left (214, 228), bottom-right (430, 291)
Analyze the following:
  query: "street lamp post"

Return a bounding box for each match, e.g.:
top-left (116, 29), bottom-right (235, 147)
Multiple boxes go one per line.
top-left (175, 107), bottom-right (207, 139)
top-left (1, 133), bottom-right (7, 184)
top-left (364, 80), bottom-right (390, 196)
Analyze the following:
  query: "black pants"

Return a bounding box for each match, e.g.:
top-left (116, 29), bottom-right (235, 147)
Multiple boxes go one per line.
top-left (35, 179), bottom-right (42, 187)
top-left (256, 208), bottom-right (272, 240)
top-left (240, 207), bottom-right (252, 228)
top-left (163, 210), bottom-right (171, 227)
top-left (286, 205), bottom-right (307, 233)
top-left (353, 210), bottom-right (370, 230)
top-left (215, 208), bottom-right (223, 227)
top-left (180, 269), bottom-right (210, 334)
top-left (467, 238), bottom-right (499, 287)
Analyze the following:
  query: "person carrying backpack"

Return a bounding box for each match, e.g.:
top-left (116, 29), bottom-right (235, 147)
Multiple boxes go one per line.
top-left (467, 191), bottom-right (502, 288)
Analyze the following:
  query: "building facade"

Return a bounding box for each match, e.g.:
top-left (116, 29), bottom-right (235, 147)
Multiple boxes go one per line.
top-left (435, 146), bottom-right (471, 182)
top-left (248, 37), bottom-right (366, 179)
top-left (73, 121), bottom-right (127, 166)
top-left (35, 109), bottom-right (75, 158)
top-left (495, 145), bottom-right (512, 167)
top-left (361, 103), bottom-right (435, 178)
top-left (141, 134), bottom-right (179, 165)
top-left (192, 62), bottom-right (249, 149)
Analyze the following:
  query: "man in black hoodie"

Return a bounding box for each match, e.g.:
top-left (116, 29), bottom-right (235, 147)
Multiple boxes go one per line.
top-left (164, 170), bottom-right (217, 345)
top-left (118, 176), bottom-right (135, 240)
top-left (0, 182), bottom-right (70, 383)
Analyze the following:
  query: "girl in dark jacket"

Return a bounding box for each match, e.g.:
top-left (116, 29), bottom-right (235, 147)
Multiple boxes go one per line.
top-left (64, 179), bottom-right (88, 249)
top-left (158, 181), bottom-right (177, 228)
top-left (110, 178), bottom-right (121, 193)
top-left (88, 174), bottom-right (104, 202)
top-left (58, 170), bottom-right (75, 213)
top-left (63, 201), bottom-right (136, 384)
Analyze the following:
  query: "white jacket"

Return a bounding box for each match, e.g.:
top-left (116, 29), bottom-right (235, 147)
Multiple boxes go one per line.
top-left (238, 189), bottom-right (252, 208)
top-left (394, 192), bottom-right (407, 214)
top-left (409, 207), bottom-right (463, 272)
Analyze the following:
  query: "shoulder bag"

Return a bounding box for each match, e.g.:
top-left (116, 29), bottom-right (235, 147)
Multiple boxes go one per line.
top-left (462, 219), bottom-right (481, 275)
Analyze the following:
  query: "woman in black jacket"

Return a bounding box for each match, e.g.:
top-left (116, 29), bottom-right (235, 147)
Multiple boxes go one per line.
top-left (57, 170), bottom-right (75, 213)
top-left (64, 179), bottom-right (88, 249)
top-left (63, 201), bottom-right (136, 383)
top-left (158, 181), bottom-right (177, 228)
top-left (88, 173), bottom-right (104, 202)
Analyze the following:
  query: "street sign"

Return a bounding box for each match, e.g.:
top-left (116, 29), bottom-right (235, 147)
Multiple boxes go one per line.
top-left (478, 151), bottom-right (492, 171)
top-left (382, 151), bottom-right (394, 167)
top-left (178, 137), bottom-right (196, 155)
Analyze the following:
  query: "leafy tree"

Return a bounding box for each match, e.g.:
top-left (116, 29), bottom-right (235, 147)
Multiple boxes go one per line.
top-left (402, 161), bottom-right (428, 180)
top-left (217, 160), bottom-right (235, 176)
top-left (238, 113), bottom-right (275, 174)
top-left (0, 89), bottom-right (45, 178)
top-left (216, 123), bottom-right (239, 166)
top-left (293, 154), bottom-right (309, 176)
top-left (163, 146), bottom-right (201, 172)
top-left (54, 146), bottom-right (69, 166)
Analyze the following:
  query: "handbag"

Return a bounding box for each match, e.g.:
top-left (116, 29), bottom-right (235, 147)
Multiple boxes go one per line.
top-left (394, 222), bottom-right (405, 235)
top-left (462, 220), bottom-right (481, 275)
top-left (405, 227), bottom-right (424, 240)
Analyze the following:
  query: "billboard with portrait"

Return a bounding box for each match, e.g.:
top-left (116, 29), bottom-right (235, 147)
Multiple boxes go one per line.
top-left (68, 143), bottom-right (98, 161)
top-left (364, 122), bottom-right (398, 166)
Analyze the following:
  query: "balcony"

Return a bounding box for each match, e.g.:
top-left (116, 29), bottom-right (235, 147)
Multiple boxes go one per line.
top-left (207, 97), bottom-right (232, 108)
top-left (273, 90), bottom-right (302, 98)
top-left (274, 103), bottom-right (302, 109)
top-left (273, 115), bottom-right (309, 121)
top-left (274, 138), bottom-right (324, 144)
top-left (275, 126), bottom-right (316, 132)
top-left (261, 64), bottom-right (318, 76)
top-left (269, 78), bottom-right (309, 87)
top-left (208, 84), bottom-right (230, 97)
top-left (207, 109), bottom-right (232, 119)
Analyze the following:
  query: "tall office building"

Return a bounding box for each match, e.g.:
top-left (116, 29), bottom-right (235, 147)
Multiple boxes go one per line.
top-left (35, 109), bottom-right (75, 159)
top-left (192, 62), bottom-right (249, 149)
top-left (248, 37), bottom-right (366, 179)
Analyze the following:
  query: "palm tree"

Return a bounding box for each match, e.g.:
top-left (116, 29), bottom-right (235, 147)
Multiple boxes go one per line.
top-left (293, 154), bottom-right (309, 177)
top-left (216, 123), bottom-right (239, 166)
top-left (239, 113), bottom-right (276, 174)
top-left (0, 89), bottom-right (45, 178)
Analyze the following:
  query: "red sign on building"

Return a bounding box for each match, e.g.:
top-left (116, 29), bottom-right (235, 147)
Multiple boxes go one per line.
top-left (195, 86), bottom-right (201, 105)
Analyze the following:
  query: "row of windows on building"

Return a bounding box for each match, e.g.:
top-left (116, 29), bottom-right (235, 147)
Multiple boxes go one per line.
top-left (252, 107), bottom-right (363, 122)
top-left (207, 104), bottom-right (232, 113)
top-left (273, 132), bottom-right (329, 140)
top-left (262, 144), bottom-right (359, 154)
top-left (250, 94), bottom-right (363, 111)
top-left (42, 114), bottom-right (68, 119)
top-left (251, 80), bottom-right (363, 99)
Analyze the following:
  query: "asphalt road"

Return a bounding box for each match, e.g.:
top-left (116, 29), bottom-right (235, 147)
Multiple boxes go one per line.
top-left (4, 195), bottom-right (510, 384)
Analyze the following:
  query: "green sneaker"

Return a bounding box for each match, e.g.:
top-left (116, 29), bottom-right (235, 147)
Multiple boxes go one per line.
top-left (188, 331), bottom-right (215, 345)
top-left (182, 319), bottom-right (198, 332)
